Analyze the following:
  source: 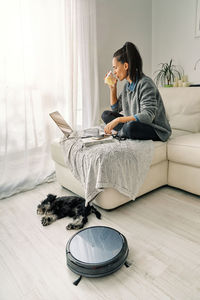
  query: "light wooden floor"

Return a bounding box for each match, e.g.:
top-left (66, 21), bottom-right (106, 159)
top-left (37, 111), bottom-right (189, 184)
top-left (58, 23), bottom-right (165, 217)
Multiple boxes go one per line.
top-left (0, 182), bottom-right (200, 300)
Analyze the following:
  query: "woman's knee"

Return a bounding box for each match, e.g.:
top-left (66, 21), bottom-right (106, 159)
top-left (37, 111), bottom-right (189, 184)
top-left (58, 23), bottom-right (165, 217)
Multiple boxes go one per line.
top-left (123, 121), bottom-right (138, 137)
top-left (123, 121), bottom-right (159, 140)
top-left (101, 110), bottom-right (112, 122)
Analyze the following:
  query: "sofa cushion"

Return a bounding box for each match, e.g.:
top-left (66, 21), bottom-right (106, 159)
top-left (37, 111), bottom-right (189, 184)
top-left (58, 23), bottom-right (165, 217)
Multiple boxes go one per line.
top-left (51, 138), bottom-right (167, 168)
top-left (167, 133), bottom-right (200, 167)
top-left (171, 129), bottom-right (191, 138)
top-left (151, 141), bottom-right (167, 165)
top-left (159, 87), bottom-right (200, 133)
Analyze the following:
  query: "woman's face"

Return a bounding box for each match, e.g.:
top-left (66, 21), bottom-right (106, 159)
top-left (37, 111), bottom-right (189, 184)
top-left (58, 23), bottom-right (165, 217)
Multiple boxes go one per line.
top-left (112, 57), bottom-right (129, 81)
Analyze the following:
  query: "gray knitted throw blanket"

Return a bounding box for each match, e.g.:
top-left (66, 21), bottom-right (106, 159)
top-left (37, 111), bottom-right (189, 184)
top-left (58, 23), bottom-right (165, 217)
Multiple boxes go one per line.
top-left (61, 137), bottom-right (154, 206)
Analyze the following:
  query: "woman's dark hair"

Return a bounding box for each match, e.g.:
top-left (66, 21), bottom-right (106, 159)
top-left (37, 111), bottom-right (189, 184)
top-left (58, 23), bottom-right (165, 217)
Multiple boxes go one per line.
top-left (113, 42), bottom-right (143, 81)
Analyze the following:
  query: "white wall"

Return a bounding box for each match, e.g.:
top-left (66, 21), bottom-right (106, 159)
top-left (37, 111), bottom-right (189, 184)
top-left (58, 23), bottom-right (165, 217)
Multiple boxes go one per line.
top-left (152, 0), bottom-right (200, 84)
top-left (96, 0), bottom-right (152, 113)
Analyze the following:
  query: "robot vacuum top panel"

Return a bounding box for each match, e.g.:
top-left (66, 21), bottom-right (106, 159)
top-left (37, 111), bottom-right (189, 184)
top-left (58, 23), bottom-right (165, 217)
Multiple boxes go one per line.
top-left (67, 226), bottom-right (127, 265)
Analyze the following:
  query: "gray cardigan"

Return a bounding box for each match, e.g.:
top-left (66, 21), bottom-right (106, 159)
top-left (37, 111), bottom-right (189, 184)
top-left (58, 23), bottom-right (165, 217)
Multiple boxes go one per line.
top-left (112, 75), bottom-right (171, 142)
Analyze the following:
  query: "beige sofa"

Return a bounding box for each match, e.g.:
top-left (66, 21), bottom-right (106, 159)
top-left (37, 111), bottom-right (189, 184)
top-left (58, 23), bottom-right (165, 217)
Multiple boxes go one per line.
top-left (51, 87), bottom-right (200, 210)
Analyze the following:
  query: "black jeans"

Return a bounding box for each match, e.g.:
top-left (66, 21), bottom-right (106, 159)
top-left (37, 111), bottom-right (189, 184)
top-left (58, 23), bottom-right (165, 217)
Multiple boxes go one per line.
top-left (101, 110), bottom-right (161, 141)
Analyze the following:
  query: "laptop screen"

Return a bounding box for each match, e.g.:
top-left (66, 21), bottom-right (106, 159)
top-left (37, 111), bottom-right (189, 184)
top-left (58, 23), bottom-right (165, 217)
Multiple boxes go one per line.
top-left (49, 111), bottom-right (73, 138)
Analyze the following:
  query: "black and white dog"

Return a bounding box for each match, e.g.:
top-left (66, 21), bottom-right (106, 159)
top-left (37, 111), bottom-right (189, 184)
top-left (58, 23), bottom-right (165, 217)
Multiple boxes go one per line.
top-left (37, 194), bottom-right (101, 230)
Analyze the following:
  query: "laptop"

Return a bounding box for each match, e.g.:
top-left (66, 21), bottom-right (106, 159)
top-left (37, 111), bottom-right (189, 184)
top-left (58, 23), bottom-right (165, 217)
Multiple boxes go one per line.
top-left (49, 111), bottom-right (73, 138)
top-left (49, 111), bottom-right (114, 146)
top-left (49, 111), bottom-right (103, 138)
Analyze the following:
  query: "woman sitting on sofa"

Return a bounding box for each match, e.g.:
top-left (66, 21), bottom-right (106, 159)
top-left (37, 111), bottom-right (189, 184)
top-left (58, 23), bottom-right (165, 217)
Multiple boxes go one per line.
top-left (102, 41), bottom-right (171, 142)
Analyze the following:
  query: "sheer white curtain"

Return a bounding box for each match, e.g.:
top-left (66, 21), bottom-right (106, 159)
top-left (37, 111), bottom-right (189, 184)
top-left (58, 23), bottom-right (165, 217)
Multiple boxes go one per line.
top-left (0, 0), bottom-right (99, 199)
top-left (65, 0), bottom-right (99, 129)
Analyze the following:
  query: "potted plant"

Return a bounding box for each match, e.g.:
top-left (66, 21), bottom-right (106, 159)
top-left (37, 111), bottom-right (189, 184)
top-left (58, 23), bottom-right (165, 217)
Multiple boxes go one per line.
top-left (154, 59), bottom-right (183, 87)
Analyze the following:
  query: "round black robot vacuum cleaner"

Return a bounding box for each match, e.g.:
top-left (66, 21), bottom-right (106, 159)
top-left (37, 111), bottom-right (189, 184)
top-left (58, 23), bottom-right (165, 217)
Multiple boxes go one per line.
top-left (66, 226), bottom-right (129, 285)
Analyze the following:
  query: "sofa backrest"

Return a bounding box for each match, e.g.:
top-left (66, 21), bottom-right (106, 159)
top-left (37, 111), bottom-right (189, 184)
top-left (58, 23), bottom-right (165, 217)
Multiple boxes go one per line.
top-left (159, 87), bottom-right (200, 133)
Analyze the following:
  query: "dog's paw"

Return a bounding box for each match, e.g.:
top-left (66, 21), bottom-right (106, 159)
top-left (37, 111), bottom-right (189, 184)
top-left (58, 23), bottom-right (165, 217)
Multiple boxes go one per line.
top-left (66, 223), bottom-right (84, 230)
top-left (41, 216), bottom-right (53, 226)
top-left (66, 223), bottom-right (74, 230)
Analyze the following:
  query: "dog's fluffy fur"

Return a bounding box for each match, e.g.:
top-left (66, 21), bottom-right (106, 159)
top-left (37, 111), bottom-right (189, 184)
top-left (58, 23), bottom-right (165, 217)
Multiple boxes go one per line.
top-left (37, 194), bottom-right (101, 230)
